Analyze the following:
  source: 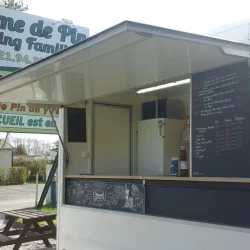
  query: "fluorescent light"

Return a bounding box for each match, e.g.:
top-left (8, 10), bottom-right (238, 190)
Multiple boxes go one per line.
top-left (175, 79), bottom-right (191, 84)
top-left (137, 79), bottom-right (190, 94)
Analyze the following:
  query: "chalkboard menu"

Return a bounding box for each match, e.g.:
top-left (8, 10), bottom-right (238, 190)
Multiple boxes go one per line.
top-left (65, 179), bottom-right (145, 214)
top-left (192, 61), bottom-right (250, 177)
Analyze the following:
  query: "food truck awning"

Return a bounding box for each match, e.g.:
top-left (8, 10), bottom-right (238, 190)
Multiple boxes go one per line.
top-left (0, 21), bottom-right (250, 105)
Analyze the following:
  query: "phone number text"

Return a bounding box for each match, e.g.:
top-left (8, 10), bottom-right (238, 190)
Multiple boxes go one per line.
top-left (0, 50), bottom-right (43, 65)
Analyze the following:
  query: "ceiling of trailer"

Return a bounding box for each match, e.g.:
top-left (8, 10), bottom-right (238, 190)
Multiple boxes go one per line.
top-left (0, 21), bottom-right (249, 105)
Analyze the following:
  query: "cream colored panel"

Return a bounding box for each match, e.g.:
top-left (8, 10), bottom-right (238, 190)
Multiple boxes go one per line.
top-left (93, 104), bottom-right (130, 175)
top-left (124, 37), bottom-right (159, 88)
top-left (89, 50), bottom-right (128, 98)
top-left (156, 37), bottom-right (190, 81)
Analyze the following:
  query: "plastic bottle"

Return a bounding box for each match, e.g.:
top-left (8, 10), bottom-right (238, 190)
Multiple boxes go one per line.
top-left (170, 157), bottom-right (179, 176)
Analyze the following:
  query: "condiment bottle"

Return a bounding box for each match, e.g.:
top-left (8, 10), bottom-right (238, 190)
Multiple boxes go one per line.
top-left (179, 146), bottom-right (187, 161)
top-left (183, 116), bottom-right (190, 141)
top-left (179, 146), bottom-right (188, 177)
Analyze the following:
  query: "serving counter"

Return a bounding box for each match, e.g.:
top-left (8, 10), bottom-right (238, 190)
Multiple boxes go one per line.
top-left (65, 175), bottom-right (250, 228)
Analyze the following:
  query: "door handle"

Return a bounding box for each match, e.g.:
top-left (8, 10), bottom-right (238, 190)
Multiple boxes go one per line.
top-left (158, 122), bottom-right (164, 138)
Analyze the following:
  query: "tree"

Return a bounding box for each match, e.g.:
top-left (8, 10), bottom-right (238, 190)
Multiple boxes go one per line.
top-left (31, 138), bottom-right (41, 156)
top-left (39, 140), bottom-right (52, 156)
top-left (0, 0), bottom-right (28, 11)
top-left (25, 138), bottom-right (33, 155)
top-left (9, 136), bottom-right (22, 148)
top-left (14, 144), bottom-right (27, 156)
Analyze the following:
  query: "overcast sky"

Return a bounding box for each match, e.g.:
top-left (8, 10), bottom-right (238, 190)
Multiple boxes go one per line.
top-left (1, 0), bottom-right (250, 142)
top-left (24, 0), bottom-right (250, 35)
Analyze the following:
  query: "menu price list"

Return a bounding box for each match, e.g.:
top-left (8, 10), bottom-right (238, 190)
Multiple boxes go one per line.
top-left (215, 118), bottom-right (243, 155)
top-left (193, 117), bottom-right (244, 160)
top-left (192, 61), bottom-right (250, 177)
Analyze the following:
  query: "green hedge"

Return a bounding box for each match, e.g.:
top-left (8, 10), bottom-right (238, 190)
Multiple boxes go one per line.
top-left (0, 167), bottom-right (27, 185)
top-left (13, 158), bottom-right (48, 181)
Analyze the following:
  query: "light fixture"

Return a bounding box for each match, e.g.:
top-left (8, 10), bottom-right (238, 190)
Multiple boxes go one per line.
top-left (137, 78), bottom-right (190, 94)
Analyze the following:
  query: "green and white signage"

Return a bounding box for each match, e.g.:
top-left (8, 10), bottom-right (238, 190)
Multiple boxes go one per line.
top-left (0, 7), bottom-right (89, 71)
top-left (0, 8), bottom-right (89, 133)
top-left (0, 102), bottom-right (59, 134)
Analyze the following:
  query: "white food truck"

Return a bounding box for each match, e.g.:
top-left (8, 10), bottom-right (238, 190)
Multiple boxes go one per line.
top-left (1, 20), bottom-right (250, 250)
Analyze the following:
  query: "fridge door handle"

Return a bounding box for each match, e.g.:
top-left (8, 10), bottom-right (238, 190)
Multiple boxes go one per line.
top-left (158, 122), bottom-right (165, 138)
top-left (161, 123), bottom-right (165, 138)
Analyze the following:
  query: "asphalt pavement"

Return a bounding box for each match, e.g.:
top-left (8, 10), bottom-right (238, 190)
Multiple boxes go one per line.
top-left (0, 184), bottom-right (44, 212)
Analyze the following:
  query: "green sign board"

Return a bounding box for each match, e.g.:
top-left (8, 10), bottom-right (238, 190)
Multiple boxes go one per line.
top-left (0, 7), bottom-right (89, 134)
top-left (0, 66), bottom-right (20, 78)
top-left (0, 102), bottom-right (59, 134)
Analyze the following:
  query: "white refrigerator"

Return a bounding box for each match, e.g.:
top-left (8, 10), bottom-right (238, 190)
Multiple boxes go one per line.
top-left (138, 118), bottom-right (184, 176)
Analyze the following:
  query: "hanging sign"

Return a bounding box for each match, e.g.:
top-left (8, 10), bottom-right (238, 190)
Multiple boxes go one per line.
top-left (0, 102), bottom-right (59, 134)
top-left (0, 7), bottom-right (89, 74)
top-left (0, 7), bottom-right (89, 133)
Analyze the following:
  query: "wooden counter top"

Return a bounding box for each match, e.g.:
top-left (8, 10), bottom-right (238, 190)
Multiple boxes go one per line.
top-left (65, 175), bottom-right (143, 180)
top-left (65, 175), bottom-right (250, 183)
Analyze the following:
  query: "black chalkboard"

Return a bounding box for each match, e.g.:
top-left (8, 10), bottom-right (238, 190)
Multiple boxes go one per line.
top-left (65, 179), bottom-right (145, 214)
top-left (67, 108), bottom-right (87, 142)
top-left (192, 61), bottom-right (250, 177)
top-left (146, 180), bottom-right (250, 228)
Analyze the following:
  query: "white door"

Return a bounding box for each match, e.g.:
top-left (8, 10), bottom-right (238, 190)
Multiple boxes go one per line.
top-left (138, 119), bottom-right (164, 176)
top-left (93, 103), bottom-right (131, 175)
